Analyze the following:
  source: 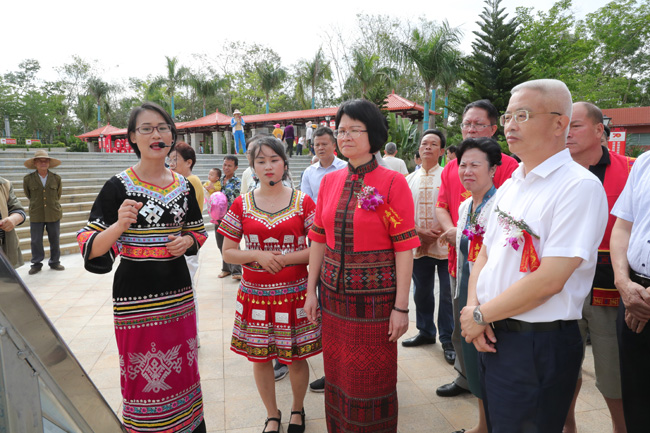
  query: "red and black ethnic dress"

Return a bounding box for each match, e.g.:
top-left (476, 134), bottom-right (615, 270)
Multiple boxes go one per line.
top-left (308, 158), bottom-right (419, 433)
top-left (77, 168), bottom-right (208, 433)
top-left (217, 189), bottom-right (322, 363)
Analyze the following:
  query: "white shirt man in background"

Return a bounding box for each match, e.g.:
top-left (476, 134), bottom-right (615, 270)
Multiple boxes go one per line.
top-left (382, 142), bottom-right (409, 175)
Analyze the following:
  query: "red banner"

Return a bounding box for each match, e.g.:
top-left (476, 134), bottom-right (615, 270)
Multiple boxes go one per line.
top-left (607, 128), bottom-right (627, 155)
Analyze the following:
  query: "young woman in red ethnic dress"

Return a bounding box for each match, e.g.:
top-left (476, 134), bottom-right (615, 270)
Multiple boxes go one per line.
top-left (304, 99), bottom-right (420, 432)
top-left (217, 136), bottom-right (321, 433)
top-left (77, 103), bottom-right (208, 433)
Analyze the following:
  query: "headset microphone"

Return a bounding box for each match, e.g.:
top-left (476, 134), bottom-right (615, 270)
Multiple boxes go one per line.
top-left (269, 180), bottom-right (277, 186)
top-left (154, 142), bottom-right (169, 148)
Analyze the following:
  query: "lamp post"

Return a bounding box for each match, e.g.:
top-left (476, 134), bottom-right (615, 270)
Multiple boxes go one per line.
top-left (603, 114), bottom-right (612, 127)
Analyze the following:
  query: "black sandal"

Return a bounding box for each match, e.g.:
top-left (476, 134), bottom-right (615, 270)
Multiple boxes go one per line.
top-left (263, 410), bottom-right (282, 433)
top-left (287, 408), bottom-right (305, 433)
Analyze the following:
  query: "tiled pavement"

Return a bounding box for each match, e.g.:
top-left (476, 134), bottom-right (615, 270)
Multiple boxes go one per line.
top-left (18, 239), bottom-right (613, 432)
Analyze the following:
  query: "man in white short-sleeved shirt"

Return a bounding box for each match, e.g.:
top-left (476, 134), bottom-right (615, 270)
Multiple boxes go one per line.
top-left (610, 149), bottom-right (650, 430)
top-left (459, 79), bottom-right (608, 432)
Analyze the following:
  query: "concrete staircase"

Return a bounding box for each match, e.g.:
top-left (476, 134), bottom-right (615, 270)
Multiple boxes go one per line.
top-left (0, 150), bottom-right (315, 262)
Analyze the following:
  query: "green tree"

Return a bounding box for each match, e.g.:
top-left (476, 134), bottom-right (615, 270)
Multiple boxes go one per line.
top-left (56, 56), bottom-right (96, 118)
top-left (387, 113), bottom-right (420, 164)
top-left (254, 62), bottom-right (287, 113)
top-left (87, 77), bottom-right (113, 128)
top-left (584, 0), bottom-right (650, 102)
top-left (516, 0), bottom-right (650, 107)
top-left (188, 75), bottom-right (226, 117)
top-left (464, 0), bottom-right (531, 115)
top-left (438, 49), bottom-right (463, 128)
top-left (150, 56), bottom-right (189, 119)
top-left (74, 95), bottom-right (97, 133)
top-left (299, 48), bottom-right (333, 109)
top-left (346, 49), bottom-right (398, 104)
top-left (392, 21), bottom-right (462, 128)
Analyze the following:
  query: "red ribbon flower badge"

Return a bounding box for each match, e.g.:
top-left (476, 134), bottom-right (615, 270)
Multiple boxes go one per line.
top-left (356, 180), bottom-right (403, 230)
top-left (462, 212), bottom-right (486, 263)
top-left (495, 206), bottom-right (540, 272)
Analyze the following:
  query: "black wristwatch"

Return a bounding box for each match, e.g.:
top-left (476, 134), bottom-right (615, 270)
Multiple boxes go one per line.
top-left (473, 305), bottom-right (487, 326)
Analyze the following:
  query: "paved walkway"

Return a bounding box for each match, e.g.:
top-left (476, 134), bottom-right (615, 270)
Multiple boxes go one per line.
top-left (18, 240), bottom-right (613, 432)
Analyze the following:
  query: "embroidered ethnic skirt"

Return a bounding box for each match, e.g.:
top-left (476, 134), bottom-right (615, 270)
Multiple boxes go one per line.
top-left (321, 247), bottom-right (399, 433)
top-left (115, 284), bottom-right (203, 433)
top-left (231, 282), bottom-right (322, 363)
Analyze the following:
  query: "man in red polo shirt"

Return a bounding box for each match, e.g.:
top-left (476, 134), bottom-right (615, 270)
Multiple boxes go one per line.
top-left (435, 100), bottom-right (519, 403)
top-left (563, 101), bottom-right (634, 433)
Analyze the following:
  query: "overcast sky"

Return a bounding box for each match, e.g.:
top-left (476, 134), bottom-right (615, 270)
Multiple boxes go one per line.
top-left (4, 0), bottom-right (611, 86)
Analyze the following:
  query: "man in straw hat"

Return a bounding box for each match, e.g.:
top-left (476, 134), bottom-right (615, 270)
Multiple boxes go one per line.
top-left (230, 109), bottom-right (247, 154)
top-left (23, 150), bottom-right (64, 274)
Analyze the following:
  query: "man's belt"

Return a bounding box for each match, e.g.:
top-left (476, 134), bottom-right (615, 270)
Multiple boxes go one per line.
top-left (630, 269), bottom-right (650, 288)
top-left (491, 318), bottom-right (577, 332)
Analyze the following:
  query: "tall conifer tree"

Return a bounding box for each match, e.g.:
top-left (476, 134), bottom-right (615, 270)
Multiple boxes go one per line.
top-left (464, 0), bottom-right (531, 115)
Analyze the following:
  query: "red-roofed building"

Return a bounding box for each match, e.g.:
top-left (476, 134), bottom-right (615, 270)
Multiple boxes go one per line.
top-left (76, 124), bottom-right (133, 153)
top-left (384, 91), bottom-right (439, 117)
top-left (75, 93), bottom-right (441, 154)
top-left (76, 124), bottom-right (123, 139)
top-left (602, 106), bottom-right (650, 148)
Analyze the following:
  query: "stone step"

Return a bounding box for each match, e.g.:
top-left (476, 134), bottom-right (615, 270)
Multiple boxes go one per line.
top-left (19, 221), bottom-right (217, 262)
top-left (18, 192), bottom-right (99, 206)
top-left (60, 210), bottom-right (92, 224)
top-left (18, 213), bottom-right (215, 244)
top-left (16, 219), bottom-right (88, 241)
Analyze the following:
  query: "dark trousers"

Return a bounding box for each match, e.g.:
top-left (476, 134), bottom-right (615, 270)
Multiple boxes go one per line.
top-left (479, 322), bottom-right (582, 432)
top-left (412, 256), bottom-right (453, 343)
top-left (286, 139), bottom-right (294, 157)
top-left (215, 226), bottom-right (241, 275)
top-left (30, 221), bottom-right (61, 268)
top-left (450, 274), bottom-right (469, 389)
top-left (617, 302), bottom-right (650, 432)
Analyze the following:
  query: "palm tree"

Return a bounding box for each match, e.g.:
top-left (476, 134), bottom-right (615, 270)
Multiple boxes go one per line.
top-left (438, 49), bottom-right (463, 128)
top-left (150, 56), bottom-right (189, 119)
top-left (255, 62), bottom-right (287, 114)
top-left (293, 76), bottom-right (311, 111)
top-left (189, 75), bottom-right (226, 117)
top-left (348, 49), bottom-right (398, 101)
top-left (87, 77), bottom-right (112, 128)
top-left (74, 94), bottom-right (96, 133)
top-left (393, 21), bottom-right (462, 128)
top-left (300, 48), bottom-right (332, 109)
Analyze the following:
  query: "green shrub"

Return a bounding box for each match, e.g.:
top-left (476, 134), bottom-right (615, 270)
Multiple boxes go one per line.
top-left (626, 145), bottom-right (648, 158)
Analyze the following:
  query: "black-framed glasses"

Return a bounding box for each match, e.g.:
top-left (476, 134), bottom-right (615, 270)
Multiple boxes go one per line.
top-left (333, 129), bottom-right (367, 139)
top-left (136, 124), bottom-right (172, 134)
top-left (500, 110), bottom-right (562, 126)
top-left (460, 123), bottom-right (493, 131)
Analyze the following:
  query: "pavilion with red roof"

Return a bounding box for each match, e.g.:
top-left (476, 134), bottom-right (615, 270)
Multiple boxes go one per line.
top-left (76, 92), bottom-right (440, 154)
top-left (602, 106), bottom-right (650, 149)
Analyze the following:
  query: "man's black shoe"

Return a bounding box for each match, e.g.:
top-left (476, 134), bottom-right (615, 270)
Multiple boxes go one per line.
top-left (28, 266), bottom-right (41, 275)
top-left (401, 333), bottom-right (436, 347)
top-left (436, 382), bottom-right (470, 397)
top-left (442, 342), bottom-right (456, 365)
top-left (309, 376), bottom-right (325, 393)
